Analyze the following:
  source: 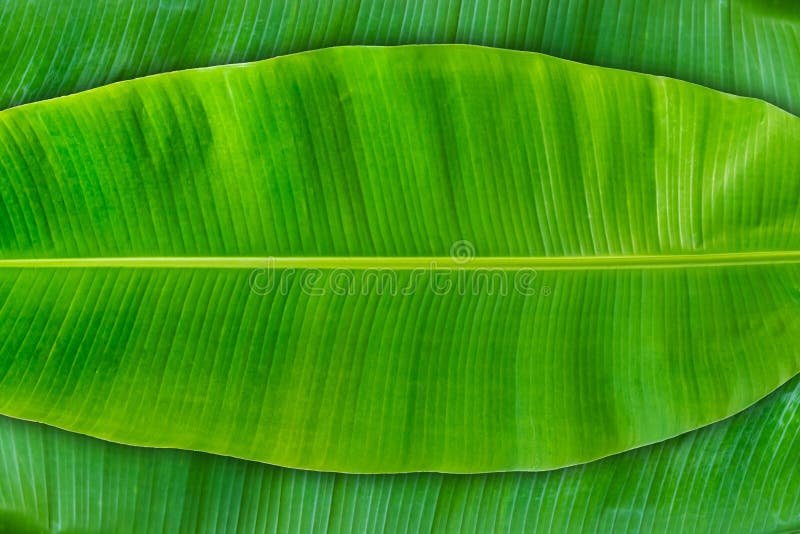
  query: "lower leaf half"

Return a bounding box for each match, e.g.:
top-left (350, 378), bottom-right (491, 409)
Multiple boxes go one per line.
top-left (2, 373), bottom-right (799, 533)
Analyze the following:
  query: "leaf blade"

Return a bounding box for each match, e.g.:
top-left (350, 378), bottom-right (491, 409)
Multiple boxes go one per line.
top-left (1, 45), bottom-right (799, 472)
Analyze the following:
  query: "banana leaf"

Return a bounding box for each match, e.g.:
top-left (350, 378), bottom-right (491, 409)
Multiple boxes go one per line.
top-left (1, 45), bottom-right (799, 473)
top-left (0, 46), bottom-right (800, 472)
top-left (1, 0), bottom-right (799, 112)
top-left (2, 373), bottom-right (799, 533)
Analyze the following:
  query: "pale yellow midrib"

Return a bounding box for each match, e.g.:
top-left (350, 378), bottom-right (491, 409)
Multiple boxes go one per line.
top-left (0, 251), bottom-right (799, 270)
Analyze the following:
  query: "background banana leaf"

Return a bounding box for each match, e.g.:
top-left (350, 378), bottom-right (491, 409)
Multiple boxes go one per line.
top-left (1, 46), bottom-right (799, 473)
top-left (2, 373), bottom-right (799, 533)
top-left (1, 0), bottom-right (799, 113)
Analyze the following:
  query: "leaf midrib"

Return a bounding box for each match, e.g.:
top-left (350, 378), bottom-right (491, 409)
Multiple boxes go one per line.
top-left (0, 251), bottom-right (798, 270)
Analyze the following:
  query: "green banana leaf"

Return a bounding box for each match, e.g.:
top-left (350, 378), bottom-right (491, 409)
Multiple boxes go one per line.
top-left (1, 0), bottom-right (799, 113)
top-left (1, 45), bottom-right (799, 473)
top-left (2, 373), bottom-right (799, 533)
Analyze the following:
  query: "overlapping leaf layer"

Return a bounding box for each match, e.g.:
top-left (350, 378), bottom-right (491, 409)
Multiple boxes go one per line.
top-left (1, 0), bottom-right (799, 113)
top-left (2, 374), bottom-right (799, 533)
top-left (1, 2), bottom-right (799, 530)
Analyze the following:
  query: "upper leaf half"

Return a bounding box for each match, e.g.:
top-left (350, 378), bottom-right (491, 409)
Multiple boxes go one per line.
top-left (1, 0), bottom-right (799, 113)
top-left (0, 45), bottom-right (799, 472)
